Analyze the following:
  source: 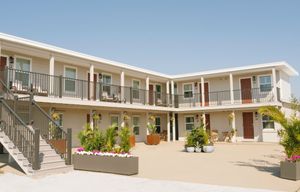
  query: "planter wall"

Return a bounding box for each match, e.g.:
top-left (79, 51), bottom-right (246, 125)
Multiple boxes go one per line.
top-left (49, 139), bottom-right (66, 154)
top-left (73, 154), bottom-right (139, 175)
top-left (280, 161), bottom-right (300, 180)
top-left (147, 134), bottom-right (160, 145)
top-left (130, 135), bottom-right (136, 147)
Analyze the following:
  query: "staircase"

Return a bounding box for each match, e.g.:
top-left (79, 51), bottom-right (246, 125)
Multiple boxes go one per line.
top-left (0, 69), bottom-right (72, 175)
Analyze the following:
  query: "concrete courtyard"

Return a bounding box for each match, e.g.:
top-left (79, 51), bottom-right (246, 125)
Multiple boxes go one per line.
top-left (0, 142), bottom-right (300, 191)
top-left (131, 142), bottom-right (300, 192)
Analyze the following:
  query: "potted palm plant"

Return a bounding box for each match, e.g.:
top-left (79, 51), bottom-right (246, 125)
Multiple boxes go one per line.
top-left (185, 131), bottom-right (195, 152)
top-left (146, 115), bottom-right (160, 145)
top-left (122, 113), bottom-right (135, 147)
top-left (258, 97), bottom-right (300, 180)
top-left (49, 112), bottom-right (66, 155)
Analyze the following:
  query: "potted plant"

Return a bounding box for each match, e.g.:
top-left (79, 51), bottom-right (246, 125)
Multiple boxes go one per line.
top-left (185, 131), bottom-right (195, 153)
top-left (48, 112), bottom-right (67, 155)
top-left (122, 113), bottom-right (135, 147)
top-left (258, 97), bottom-right (300, 180)
top-left (195, 141), bottom-right (202, 153)
top-left (146, 115), bottom-right (160, 145)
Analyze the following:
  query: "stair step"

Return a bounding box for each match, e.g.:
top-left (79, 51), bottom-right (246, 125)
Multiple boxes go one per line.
top-left (34, 165), bottom-right (73, 176)
top-left (40, 160), bottom-right (66, 170)
top-left (40, 154), bottom-right (63, 162)
top-left (39, 144), bottom-right (53, 151)
top-left (39, 149), bottom-right (58, 156)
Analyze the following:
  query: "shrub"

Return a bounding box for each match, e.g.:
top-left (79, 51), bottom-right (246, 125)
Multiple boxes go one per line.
top-left (78, 123), bottom-right (105, 151)
top-left (103, 124), bottom-right (118, 152)
top-left (119, 126), bottom-right (131, 153)
top-left (185, 125), bottom-right (209, 147)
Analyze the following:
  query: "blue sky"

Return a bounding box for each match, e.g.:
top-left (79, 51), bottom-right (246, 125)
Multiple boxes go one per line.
top-left (0, 0), bottom-right (299, 97)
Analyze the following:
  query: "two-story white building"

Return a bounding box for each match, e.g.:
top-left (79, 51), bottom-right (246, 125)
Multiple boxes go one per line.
top-left (0, 33), bottom-right (298, 147)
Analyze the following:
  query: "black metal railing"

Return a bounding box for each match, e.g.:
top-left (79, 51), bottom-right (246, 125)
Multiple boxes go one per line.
top-left (0, 98), bottom-right (40, 170)
top-left (32, 99), bottom-right (72, 165)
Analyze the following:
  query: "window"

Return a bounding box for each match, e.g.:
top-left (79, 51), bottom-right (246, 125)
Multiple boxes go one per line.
top-left (132, 80), bottom-right (140, 100)
top-left (64, 67), bottom-right (76, 92)
top-left (54, 113), bottom-right (63, 128)
top-left (262, 115), bottom-right (275, 129)
top-left (155, 117), bottom-right (161, 133)
top-left (110, 115), bottom-right (119, 130)
top-left (185, 116), bottom-right (194, 131)
top-left (132, 116), bottom-right (140, 135)
top-left (15, 57), bottom-right (31, 86)
top-left (259, 76), bottom-right (272, 92)
top-left (102, 74), bottom-right (112, 95)
top-left (155, 84), bottom-right (162, 99)
top-left (184, 84), bottom-right (193, 98)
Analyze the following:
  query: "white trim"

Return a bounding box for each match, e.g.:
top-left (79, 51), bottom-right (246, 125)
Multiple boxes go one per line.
top-left (14, 55), bottom-right (32, 71)
top-left (184, 115), bottom-right (195, 131)
top-left (182, 82), bottom-right (194, 99)
top-left (132, 79), bottom-right (141, 101)
top-left (257, 74), bottom-right (272, 93)
top-left (64, 65), bottom-right (77, 93)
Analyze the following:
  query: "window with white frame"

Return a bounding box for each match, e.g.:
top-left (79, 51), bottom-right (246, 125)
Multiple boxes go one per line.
top-left (132, 80), bottom-right (140, 99)
top-left (102, 74), bottom-right (112, 95)
top-left (110, 115), bottom-right (119, 130)
top-left (155, 84), bottom-right (162, 100)
top-left (183, 84), bottom-right (193, 98)
top-left (15, 57), bottom-right (31, 86)
top-left (185, 116), bottom-right (194, 131)
top-left (155, 117), bottom-right (161, 133)
top-left (132, 116), bottom-right (140, 135)
top-left (262, 115), bottom-right (275, 129)
top-left (64, 67), bottom-right (76, 92)
top-left (259, 76), bottom-right (272, 92)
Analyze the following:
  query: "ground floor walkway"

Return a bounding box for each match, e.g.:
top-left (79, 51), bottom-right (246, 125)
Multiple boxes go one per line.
top-left (131, 142), bottom-right (300, 192)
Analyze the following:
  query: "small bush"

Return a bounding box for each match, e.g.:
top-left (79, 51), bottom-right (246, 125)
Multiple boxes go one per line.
top-left (103, 124), bottom-right (118, 152)
top-left (78, 123), bottom-right (105, 151)
top-left (119, 126), bottom-right (131, 153)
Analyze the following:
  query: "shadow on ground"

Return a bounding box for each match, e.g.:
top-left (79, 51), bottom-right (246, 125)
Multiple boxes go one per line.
top-left (0, 154), bottom-right (24, 174)
top-left (231, 159), bottom-right (280, 177)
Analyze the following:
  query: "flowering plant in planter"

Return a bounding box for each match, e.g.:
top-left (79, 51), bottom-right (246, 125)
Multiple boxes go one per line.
top-left (259, 97), bottom-right (300, 180)
top-left (75, 147), bottom-right (134, 158)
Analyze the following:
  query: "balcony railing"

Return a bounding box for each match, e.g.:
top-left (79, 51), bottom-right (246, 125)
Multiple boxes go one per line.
top-left (3, 68), bottom-right (276, 109)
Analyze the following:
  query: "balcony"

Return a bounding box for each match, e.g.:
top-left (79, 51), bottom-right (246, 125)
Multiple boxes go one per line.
top-left (2, 68), bottom-right (172, 107)
top-left (0, 68), bottom-right (277, 109)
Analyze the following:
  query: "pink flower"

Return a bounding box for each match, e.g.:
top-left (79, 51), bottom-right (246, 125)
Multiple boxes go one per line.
top-left (77, 147), bottom-right (84, 152)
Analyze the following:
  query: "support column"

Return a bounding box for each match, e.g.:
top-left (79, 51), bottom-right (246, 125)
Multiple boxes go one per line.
top-left (89, 64), bottom-right (94, 100)
top-left (167, 113), bottom-right (171, 142)
top-left (201, 77), bottom-right (205, 107)
top-left (272, 68), bottom-right (278, 102)
top-left (146, 76), bottom-right (149, 105)
top-left (49, 56), bottom-right (55, 94)
top-left (202, 113), bottom-right (206, 130)
top-left (229, 73), bottom-right (234, 104)
top-left (231, 111), bottom-right (237, 142)
top-left (166, 81), bottom-right (170, 106)
top-left (171, 81), bottom-right (175, 107)
top-left (120, 71), bottom-right (125, 102)
top-left (146, 112), bottom-right (149, 135)
top-left (90, 109), bottom-right (94, 130)
top-left (172, 112), bottom-right (176, 142)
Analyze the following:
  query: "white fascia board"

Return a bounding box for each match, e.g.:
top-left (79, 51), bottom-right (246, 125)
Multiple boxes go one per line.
top-left (0, 33), bottom-right (298, 80)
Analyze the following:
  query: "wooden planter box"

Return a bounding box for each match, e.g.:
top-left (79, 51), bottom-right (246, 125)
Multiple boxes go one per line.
top-left (147, 134), bottom-right (160, 145)
top-left (280, 161), bottom-right (300, 180)
top-left (73, 154), bottom-right (138, 175)
top-left (49, 139), bottom-right (66, 155)
top-left (130, 135), bottom-right (136, 147)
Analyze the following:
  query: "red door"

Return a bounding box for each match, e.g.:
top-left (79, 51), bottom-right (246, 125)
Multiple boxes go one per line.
top-left (199, 83), bottom-right (209, 106)
top-left (0, 57), bottom-right (7, 91)
top-left (243, 112), bottom-right (254, 139)
top-left (241, 78), bottom-right (252, 104)
top-left (88, 73), bottom-right (97, 100)
top-left (149, 84), bottom-right (154, 105)
top-left (205, 114), bottom-right (211, 132)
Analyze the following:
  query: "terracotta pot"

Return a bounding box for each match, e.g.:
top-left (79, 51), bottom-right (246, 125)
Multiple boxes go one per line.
top-left (49, 139), bottom-right (67, 155)
top-left (130, 135), bottom-right (136, 147)
top-left (147, 134), bottom-right (160, 145)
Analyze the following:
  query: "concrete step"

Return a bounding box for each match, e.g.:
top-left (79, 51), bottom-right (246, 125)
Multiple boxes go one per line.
top-left (39, 149), bottom-right (58, 156)
top-left (39, 144), bottom-right (53, 151)
top-left (40, 159), bottom-right (66, 170)
top-left (34, 165), bottom-right (73, 177)
top-left (40, 153), bottom-right (63, 162)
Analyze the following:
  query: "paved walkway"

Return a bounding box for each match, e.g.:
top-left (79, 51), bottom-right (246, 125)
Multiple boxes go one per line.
top-left (0, 171), bottom-right (277, 192)
top-left (131, 142), bottom-right (300, 192)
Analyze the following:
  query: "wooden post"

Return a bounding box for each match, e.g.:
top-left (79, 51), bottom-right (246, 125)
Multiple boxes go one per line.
top-left (66, 128), bottom-right (72, 165)
top-left (33, 129), bottom-right (40, 170)
top-left (59, 75), bottom-right (63, 98)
